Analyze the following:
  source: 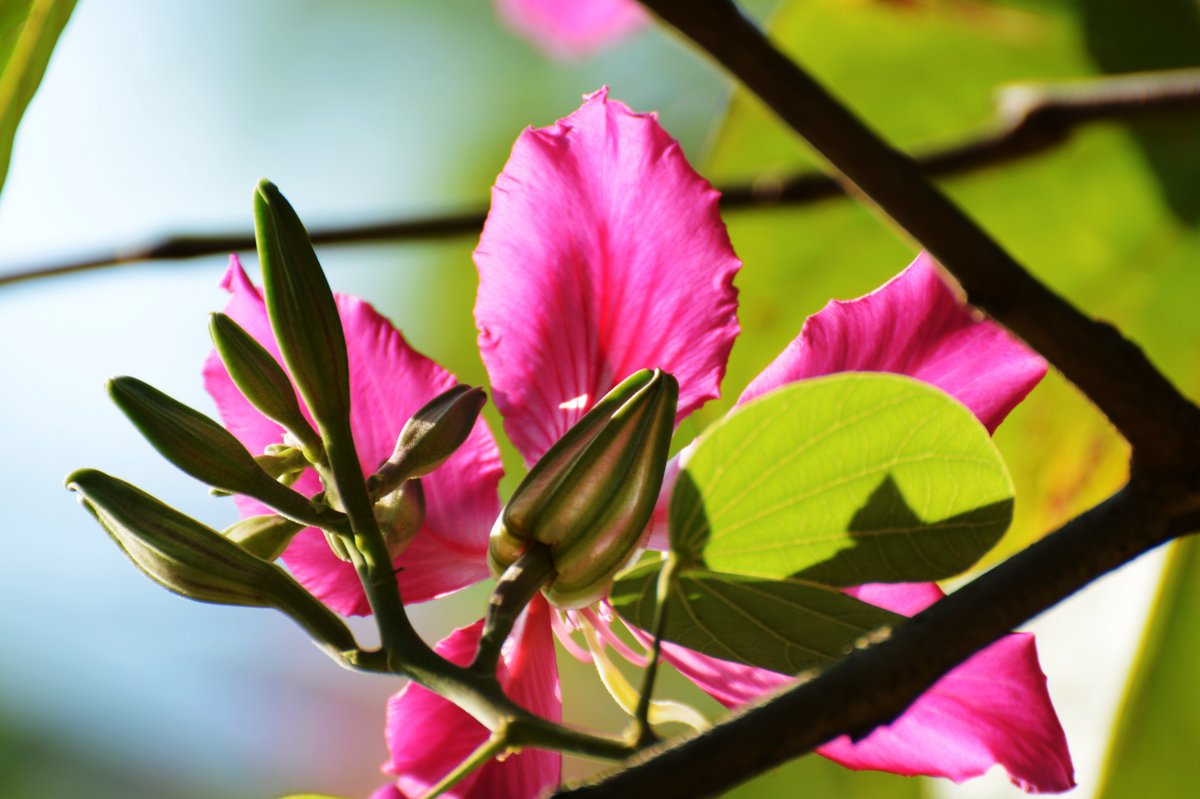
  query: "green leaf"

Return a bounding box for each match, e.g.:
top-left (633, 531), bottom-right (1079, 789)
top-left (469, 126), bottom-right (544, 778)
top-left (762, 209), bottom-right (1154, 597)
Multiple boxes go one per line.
top-left (706, 0), bottom-right (1197, 560)
top-left (0, 0), bottom-right (75, 195)
top-left (611, 561), bottom-right (901, 675)
top-left (671, 374), bottom-right (1013, 584)
top-left (1097, 537), bottom-right (1200, 798)
top-left (107, 376), bottom-right (328, 528)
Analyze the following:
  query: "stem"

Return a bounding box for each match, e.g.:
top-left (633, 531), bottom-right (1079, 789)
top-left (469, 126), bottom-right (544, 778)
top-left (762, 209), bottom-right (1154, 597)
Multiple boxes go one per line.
top-left (418, 732), bottom-right (510, 799)
top-left (632, 555), bottom-right (678, 746)
top-left (6, 69), bottom-right (1197, 289)
top-left (471, 542), bottom-right (557, 674)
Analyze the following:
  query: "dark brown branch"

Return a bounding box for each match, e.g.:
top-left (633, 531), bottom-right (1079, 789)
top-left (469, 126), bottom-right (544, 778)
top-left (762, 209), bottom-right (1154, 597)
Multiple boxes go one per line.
top-left (556, 485), bottom-right (1194, 799)
top-left (636, 0), bottom-right (1200, 473)
top-left (4, 68), bottom-right (1199, 289)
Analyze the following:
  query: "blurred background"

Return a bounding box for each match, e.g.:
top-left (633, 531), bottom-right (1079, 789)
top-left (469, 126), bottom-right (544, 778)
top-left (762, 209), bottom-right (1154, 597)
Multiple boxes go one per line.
top-left (1, 0), bottom-right (1197, 797)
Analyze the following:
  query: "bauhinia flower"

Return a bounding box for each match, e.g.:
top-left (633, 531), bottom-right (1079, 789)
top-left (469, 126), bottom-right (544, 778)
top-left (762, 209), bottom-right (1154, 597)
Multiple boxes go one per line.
top-left (206, 89), bottom-right (1074, 797)
top-left (493, 0), bottom-right (646, 59)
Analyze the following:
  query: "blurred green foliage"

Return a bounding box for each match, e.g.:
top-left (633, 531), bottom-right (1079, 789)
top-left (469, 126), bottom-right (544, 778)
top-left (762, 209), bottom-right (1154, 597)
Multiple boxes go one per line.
top-left (0, 0), bottom-right (76, 194)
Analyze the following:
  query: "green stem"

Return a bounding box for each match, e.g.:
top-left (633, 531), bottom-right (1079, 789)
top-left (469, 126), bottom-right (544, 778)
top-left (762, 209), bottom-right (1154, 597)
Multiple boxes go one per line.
top-left (419, 732), bottom-right (510, 799)
top-left (471, 543), bottom-right (557, 674)
top-left (633, 555), bottom-right (679, 746)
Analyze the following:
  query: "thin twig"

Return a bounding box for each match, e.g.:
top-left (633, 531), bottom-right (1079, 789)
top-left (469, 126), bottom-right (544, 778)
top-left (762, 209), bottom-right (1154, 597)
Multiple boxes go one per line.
top-left (3, 68), bottom-right (1198, 288)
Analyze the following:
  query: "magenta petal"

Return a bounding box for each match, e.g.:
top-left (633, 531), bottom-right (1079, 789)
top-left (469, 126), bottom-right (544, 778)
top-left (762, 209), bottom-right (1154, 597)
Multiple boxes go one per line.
top-left (738, 253), bottom-right (1046, 432)
top-left (494, 0), bottom-right (646, 59)
top-left (204, 257), bottom-right (503, 615)
top-left (383, 597), bottom-right (562, 799)
top-left (475, 87), bottom-right (741, 464)
top-left (658, 582), bottom-right (1073, 793)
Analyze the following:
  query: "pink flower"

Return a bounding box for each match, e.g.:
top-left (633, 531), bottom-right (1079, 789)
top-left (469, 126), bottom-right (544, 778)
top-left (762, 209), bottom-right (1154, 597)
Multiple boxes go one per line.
top-left (206, 88), bottom-right (1073, 796)
top-left (494, 0), bottom-right (646, 59)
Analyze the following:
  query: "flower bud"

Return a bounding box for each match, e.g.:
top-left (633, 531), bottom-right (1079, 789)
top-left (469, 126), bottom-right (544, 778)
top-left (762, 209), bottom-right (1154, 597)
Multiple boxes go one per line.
top-left (371, 385), bottom-right (486, 496)
top-left (255, 443), bottom-right (310, 487)
top-left (488, 368), bottom-right (678, 609)
top-left (374, 478), bottom-right (426, 561)
top-left (254, 180), bottom-right (351, 436)
top-left (108, 376), bottom-right (320, 525)
top-left (222, 514), bottom-right (304, 561)
top-left (209, 311), bottom-right (322, 459)
top-left (68, 468), bottom-right (356, 652)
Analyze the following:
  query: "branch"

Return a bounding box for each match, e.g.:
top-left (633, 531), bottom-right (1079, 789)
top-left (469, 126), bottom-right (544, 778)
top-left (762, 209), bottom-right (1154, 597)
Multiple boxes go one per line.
top-left (4, 68), bottom-right (1199, 289)
top-left (636, 0), bottom-right (1200, 473)
top-left (556, 485), bottom-right (1193, 799)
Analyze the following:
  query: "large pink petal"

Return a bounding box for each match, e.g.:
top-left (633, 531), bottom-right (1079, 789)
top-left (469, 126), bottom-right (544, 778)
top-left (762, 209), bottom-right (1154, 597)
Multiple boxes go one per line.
top-left (474, 88), bottom-right (741, 464)
top-left (658, 582), bottom-right (1073, 793)
top-left (204, 256), bottom-right (503, 615)
top-left (494, 0), bottom-right (646, 59)
top-left (383, 596), bottom-right (562, 798)
top-left (738, 253), bottom-right (1046, 433)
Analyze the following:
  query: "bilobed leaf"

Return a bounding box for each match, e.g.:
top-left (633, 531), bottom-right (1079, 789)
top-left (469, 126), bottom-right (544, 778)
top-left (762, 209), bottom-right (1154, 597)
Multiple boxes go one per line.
top-left (0, 0), bottom-right (75, 195)
top-left (610, 561), bottom-right (901, 675)
top-left (671, 373), bottom-right (1013, 584)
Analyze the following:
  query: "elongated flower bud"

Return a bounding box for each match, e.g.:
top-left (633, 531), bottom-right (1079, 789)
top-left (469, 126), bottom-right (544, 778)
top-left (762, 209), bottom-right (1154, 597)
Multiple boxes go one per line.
top-left (108, 376), bottom-right (321, 525)
top-left (68, 469), bottom-right (356, 652)
top-left (371, 385), bottom-right (486, 496)
top-left (488, 369), bottom-right (678, 608)
top-left (209, 312), bottom-right (322, 458)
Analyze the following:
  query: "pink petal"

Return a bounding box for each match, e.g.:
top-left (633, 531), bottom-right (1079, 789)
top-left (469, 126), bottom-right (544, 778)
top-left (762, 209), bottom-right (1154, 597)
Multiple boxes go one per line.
top-left (657, 583), bottom-right (1074, 793)
top-left (474, 87), bottom-right (741, 464)
top-left (494, 0), bottom-right (646, 59)
top-left (204, 256), bottom-right (503, 615)
top-left (738, 253), bottom-right (1046, 433)
top-left (383, 597), bottom-right (562, 798)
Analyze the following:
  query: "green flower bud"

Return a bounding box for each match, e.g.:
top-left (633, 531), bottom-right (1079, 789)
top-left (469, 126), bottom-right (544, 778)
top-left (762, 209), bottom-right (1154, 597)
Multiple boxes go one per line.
top-left (254, 180), bottom-right (351, 437)
top-left (209, 311), bottom-right (322, 459)
top-left (374, 478), bottom-right (426, 561)
top-left (255, 444), bottom-right (310, 487)
top-left (488, 369), bottom-right (679, 609)
top-left (223, 514), bottom-right (304, 561)
top-left (371, 385), bottom-right (487, 496)
top-left (68, 469), bottom-right (355, 652)
top-left (108, 376), bottom-right (321, 525)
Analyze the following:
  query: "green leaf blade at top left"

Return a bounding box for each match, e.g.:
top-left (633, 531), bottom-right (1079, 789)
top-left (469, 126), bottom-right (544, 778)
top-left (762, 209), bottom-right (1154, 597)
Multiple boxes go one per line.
top-left (671, 373), bottom-right (1014, 585)
top-left (0, 0), bottom-right (76, 196)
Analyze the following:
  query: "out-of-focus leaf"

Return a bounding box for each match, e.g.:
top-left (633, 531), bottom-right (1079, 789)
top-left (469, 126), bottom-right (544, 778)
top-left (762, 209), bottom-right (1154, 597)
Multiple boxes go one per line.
top-left (1096, 536), bottom-right (1200, 797)
top-left (611, 561), bottom-right (901, 674)
top-left (670, 374), bottom-right (1012, 584)
top-left (706, 0), bottom-right (1200, 556)
top-left (0, 0), bottom-right (76, 194)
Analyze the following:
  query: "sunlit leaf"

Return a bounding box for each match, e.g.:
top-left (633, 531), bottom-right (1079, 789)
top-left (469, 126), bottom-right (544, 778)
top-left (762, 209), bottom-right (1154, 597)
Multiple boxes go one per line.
top-left (611, 561), bottom-right (900, 674)
top-left (705, 0), bottom-right (1200, 559)
top-left (671, 373), bottom-right (1012, 584)
top-left (0, 0), bottom-right (76, 194)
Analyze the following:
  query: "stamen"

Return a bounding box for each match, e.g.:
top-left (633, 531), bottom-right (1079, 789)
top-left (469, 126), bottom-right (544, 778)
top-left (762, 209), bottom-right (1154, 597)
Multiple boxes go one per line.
top-left (550, 608), bottom-right (592, 662)
top-left (580, 605), bottom-right (648, 667)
